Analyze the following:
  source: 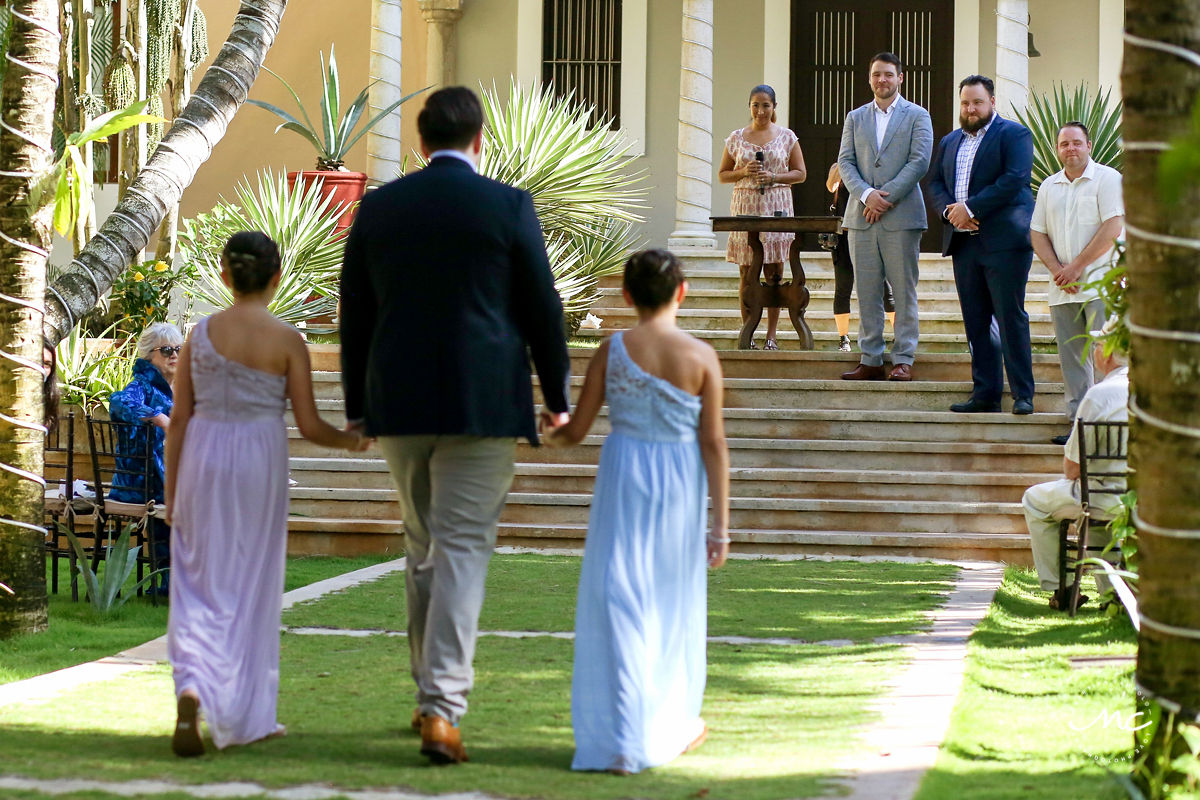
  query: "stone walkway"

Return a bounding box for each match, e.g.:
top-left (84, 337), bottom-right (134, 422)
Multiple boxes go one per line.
top-left (0, 553), bottom-right (1004, 800)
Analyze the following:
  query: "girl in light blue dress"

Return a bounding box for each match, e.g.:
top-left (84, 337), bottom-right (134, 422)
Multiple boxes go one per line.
top-left (544, 249), bottom-right (730, 774)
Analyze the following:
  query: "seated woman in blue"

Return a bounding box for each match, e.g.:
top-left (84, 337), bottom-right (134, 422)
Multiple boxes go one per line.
top-left (109, 322), bottom-right (183, 592)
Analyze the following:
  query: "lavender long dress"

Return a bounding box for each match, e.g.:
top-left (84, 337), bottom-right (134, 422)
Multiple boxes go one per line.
top-left (168, 317), bottom-right (290, 749)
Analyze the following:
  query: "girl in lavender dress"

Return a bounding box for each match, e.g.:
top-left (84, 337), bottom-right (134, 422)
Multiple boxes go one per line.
top-left (544, 249), bottom-right (731, 774)
top-left (164, 232), bottom-right (368, 757)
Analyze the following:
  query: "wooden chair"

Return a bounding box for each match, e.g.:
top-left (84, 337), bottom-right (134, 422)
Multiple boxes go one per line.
top-left (1058, 419), bottom-right (1129, 617)
top-left (86, 415), bottom-right (167, 602)
top-left (43, 410), bottom-right (103, 599)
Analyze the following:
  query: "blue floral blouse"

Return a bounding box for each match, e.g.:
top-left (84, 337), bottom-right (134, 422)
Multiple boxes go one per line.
top-left (107, 358), bottom-right (173, 503)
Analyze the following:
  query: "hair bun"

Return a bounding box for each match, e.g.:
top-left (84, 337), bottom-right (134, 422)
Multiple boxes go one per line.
top-left (224, 231), bottom-right (281, 294)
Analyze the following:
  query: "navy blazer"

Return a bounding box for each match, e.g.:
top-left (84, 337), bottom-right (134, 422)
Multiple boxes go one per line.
top-left (926, 115), bottom-right (1035, 256)
top-left (339, 156), bottom-right (570, 443)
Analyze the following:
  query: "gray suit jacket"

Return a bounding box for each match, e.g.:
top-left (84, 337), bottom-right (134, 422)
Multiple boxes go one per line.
top-left (837, 95), bottom-right (934, 232)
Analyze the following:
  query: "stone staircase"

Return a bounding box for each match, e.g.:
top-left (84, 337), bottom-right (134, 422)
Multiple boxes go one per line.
top-left (287, 249), bottom-right (1065, 563)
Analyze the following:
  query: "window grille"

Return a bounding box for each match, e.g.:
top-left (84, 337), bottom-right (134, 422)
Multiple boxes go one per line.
top-left (542, 0), bottom-right (622, 130)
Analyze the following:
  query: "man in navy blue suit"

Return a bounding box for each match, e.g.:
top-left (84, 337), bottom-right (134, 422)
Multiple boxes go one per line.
top-left (928, 75), bottom-right (1036, 414)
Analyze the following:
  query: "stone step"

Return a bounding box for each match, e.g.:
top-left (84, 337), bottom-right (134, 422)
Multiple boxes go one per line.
top-left (595, 286), bottom-right (1053, 315)
top-left (288, 487), bottom-right (1025, 533)
top-left (513, 435), bottom-right (1061, 473)
top-left (306, 378), bottom-right (1067, 413)
top-left (587, 306), bottom-right (1058, 336)
top-left (284, 515), bottom-right (404, 557)
top-left (287, 458), bottom-right (1055, 503)
top-left (572, 326), bottom-right (1060, 353)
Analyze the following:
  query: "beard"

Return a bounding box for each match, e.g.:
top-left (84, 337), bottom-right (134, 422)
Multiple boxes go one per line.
top-left (960, 106), bottom-right (993, 133)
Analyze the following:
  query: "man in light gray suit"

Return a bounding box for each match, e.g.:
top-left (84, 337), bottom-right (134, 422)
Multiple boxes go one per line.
top-left (837, 52), bottom-right (934, 382)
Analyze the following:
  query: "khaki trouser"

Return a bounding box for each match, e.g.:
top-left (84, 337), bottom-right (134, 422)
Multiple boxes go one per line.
top-left (378, 435), bottom-right (516, 725)
top-left (1022, 477), bottom-right (1120, 593)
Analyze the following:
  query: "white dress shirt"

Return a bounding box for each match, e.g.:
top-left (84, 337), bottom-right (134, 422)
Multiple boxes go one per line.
top-left (860, 96), bottom-right (902, 205)
top-left (429, 149), bottom-right (478, 173)
top-left (1030, 159), bottom-right (1125, 306)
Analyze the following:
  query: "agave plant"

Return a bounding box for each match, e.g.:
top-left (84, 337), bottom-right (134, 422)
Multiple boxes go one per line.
top-left (56, 322), bottom-right (136, 413)
top-left (453, 80), bottom-right (647, 331)
top-left (1012, 82), bottom-right (1123, 194)
top-left (63, 522), bottom-right (165, 612)
top-left (247, 46), bottom-right (426, 171)
top-left (178, 169), bottom-right (346, 332)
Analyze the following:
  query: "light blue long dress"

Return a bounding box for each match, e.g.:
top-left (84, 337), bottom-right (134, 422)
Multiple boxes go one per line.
top-left (571, 331), bottom-right (709, 773)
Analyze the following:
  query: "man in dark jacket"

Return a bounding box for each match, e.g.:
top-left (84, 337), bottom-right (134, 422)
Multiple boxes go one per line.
top-left (340, 86), bottom-right (571, 765)
top-left (928, 75), bottom-right (1037, 415)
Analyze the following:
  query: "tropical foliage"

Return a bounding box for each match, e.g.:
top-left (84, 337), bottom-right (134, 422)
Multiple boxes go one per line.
top-left (110, 257), bottom-right (198, 337)
top-left (178, 169), bottom-right (346, 332)
top-left (1012, 83), bottom-right (1123, 193)
top-left (474, 80), bottom-right (646, 330)
top-left (62, 523), bottom-right (164, 613)
top-left (54, 323), bottom-right (136, 413)
top-left (247, 45), bottom-right (426, 171)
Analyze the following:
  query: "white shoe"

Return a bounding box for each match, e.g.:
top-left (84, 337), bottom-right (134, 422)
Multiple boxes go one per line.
top-left (838, 335), bottom-right (852, 353)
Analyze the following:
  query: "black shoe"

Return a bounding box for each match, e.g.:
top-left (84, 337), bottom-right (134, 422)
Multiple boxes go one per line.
top-left (950, 397), bottom-right (1001, 413)
top-left (1050, 433), bottom-right (1071, 445)
top-left (1012, 398), bottom-right (1034, 415)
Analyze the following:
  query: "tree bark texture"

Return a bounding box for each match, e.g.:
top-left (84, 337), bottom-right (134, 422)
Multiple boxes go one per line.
top-left (44, 0), bottom-right (288, 346)
top-left (1124, 0), bottom-right (1200, 715)
top-left (0, 0), bottom-right (60, 638)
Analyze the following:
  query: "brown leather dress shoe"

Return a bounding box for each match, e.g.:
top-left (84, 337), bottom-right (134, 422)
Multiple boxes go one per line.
top-left (420, 715), bottom-right (468, 764)
top-left (841, 363), bottom-right (886, 381)
top-left (887, 364), bottom-right (912, 381)
top-left (411, 708), bottom-right (425, 733)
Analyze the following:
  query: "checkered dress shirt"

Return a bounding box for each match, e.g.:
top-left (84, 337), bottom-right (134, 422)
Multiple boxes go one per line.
top-left (952, 117), bottom-right (994, 228)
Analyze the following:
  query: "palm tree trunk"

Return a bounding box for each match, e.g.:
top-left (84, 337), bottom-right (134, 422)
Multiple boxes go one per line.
top-left (44, 0), bottom-right (289, 346)
top-left (0, 0), bottom-right (60, 638)
top-left (1123, 0), bottom-right (1200, 773)
top-left (153, 0), bottom-right (198, 262)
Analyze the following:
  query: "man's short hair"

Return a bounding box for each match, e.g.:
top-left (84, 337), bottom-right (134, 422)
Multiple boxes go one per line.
top-left (1058, 120), bottom-right (1092, 142)
top-left (959, 74), bottom-right (995, 97)
top-left (417, 87), bottom-right (484, 151)
top-left (870, 51), bottom-right (903, 74)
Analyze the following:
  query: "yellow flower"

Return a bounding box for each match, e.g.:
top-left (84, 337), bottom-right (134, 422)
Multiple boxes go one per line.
top-left (154, 261), bottom-right (169, 272)
top-left (133, 271), bottom-right (145, 282)
top-left (145, 306), bottom-right (154, 315)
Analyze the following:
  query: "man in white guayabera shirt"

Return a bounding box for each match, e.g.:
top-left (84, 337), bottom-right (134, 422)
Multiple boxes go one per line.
top-left (1030, 121), bottom-right (1124, 445)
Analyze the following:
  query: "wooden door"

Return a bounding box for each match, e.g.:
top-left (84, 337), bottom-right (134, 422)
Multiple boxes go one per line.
top-left (789, 1), bottom-right (955, 251)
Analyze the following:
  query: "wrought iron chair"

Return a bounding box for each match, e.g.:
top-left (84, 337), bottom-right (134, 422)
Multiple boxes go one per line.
top-left (1057, 419), bottom-right (1129, 617)
top-left (86, 415), bottom-right (167, 602)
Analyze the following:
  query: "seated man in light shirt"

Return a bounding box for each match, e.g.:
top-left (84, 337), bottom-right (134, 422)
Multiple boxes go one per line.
top-left (1021, 337), bottom-right (1127, 611)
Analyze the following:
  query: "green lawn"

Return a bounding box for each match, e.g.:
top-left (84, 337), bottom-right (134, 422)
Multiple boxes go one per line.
top-left (0, 555), bottom-right (392, 685)
top-left (283, 553), bottom-right (959, 641)
top-left (913, 567), bottom-right (1138, 800)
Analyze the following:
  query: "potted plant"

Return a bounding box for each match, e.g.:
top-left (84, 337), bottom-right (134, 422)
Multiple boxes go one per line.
top-left (247, 46), bottom-right (426, 232)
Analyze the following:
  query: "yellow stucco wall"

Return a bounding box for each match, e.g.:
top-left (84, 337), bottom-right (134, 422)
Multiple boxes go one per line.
top-left (180, 0), bottom-right (427, 221)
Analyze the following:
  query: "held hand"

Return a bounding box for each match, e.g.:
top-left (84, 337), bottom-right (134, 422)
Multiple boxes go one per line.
top-left (946, 202), bottom-right (977, 230)
top-left (1055, 260), bottom-right (1085, 289)
top-left (744, 160), bottom-right (763, 179)
top-left (864, 207), bottom-right (882, 225)
top-left (707, 530), bottom-right (731, 568)
top-left (343, 423), bottom-right (372, 452)
top-left (539, 409), bottom-right (569, 433)
top-left (864, 190), bottom-right (893, 214)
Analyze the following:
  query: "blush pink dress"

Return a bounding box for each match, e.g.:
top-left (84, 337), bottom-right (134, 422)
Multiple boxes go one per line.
top-left (724, 126), bottom-right (798, 266)
top-left (167, 316), bottom-right (290, 749)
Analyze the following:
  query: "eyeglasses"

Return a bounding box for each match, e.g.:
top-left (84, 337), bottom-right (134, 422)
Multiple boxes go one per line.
top-left (155, 346), bottom-right (183, 357)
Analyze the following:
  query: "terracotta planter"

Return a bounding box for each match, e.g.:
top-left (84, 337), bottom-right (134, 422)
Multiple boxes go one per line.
top-left (287, 170), bottom-right (368, 235)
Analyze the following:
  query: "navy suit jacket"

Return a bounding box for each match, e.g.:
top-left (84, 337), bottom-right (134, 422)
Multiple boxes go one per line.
top-left (339, 156), bottom-right (570, 443)
top-left (926, 115), bottom-right (1035, 256)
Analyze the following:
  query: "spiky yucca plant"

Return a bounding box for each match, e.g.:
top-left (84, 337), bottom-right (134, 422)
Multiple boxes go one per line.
top-left (178, 169), bottom-right (347, 331)
top-left (1012, 82), bottom-right (1123, 193)
top-left (474, 80), bottom-right (647, 330)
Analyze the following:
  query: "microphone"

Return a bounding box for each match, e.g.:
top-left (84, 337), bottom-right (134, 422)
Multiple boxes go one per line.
top-left (755, 151), bottom-right (765, 195)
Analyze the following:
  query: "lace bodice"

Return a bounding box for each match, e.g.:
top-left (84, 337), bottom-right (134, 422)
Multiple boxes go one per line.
top-left (190, 317), bottom-right (288, 422)
top-left (606, 332), bottom-right (701, 443)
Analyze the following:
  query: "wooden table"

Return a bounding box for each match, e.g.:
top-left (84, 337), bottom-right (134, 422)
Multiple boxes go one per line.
top-left (710, 215), bottom-right (841, 350)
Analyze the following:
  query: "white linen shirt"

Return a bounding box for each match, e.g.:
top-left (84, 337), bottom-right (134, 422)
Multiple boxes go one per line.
top-left (1064, 366), bottom-right (1129, 491)
top-left (1030, 159), bottom-right (1124, 306)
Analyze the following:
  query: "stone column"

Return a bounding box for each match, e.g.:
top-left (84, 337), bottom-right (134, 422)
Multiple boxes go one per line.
top-left (368, 0), bottom-right (404, 183)
top-left (667, 0), bottom-right (717, 250)
top-left (995, 0), bottom-right (1029, 117)
top-left (419, 0), bottom-right (464, 88)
